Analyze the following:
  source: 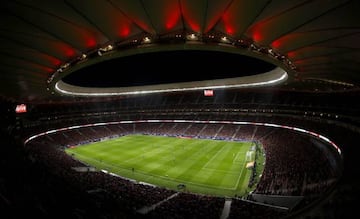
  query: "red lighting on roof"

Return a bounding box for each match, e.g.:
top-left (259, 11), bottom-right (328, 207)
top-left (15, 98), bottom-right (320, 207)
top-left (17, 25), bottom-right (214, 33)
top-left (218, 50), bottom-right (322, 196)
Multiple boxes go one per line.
top-left (166, 12), bottom-right (180, 29)
top-left (181, 7), bottom-right (200, 32)
top-left (270, 34), bottom-right (300, 51)
top-left (165, 3), bottom-right (181, 30)
top-left (271, 39), bottom-right (281, 49)
top-left (247, 21), bottom-right (267, 43)
top-left (42, 66), bottom-right (54, 73)
top-left (287, 51), bottom-right (297, 59)
top-left (51, 58), bottom-right (62, 66)
top-left (42, 55), bottom-right (61, 66)
top-left (225, 27), bottom-right (234, 35)
top-left (222, 11), bottom-right (235, 35)
top-left (186, 20), bottom-right (200, 32)
top-left (63, 46), bottom-right (76, 58)
top-left (119, 26), bottom-right (130, 37)
top-left (86, 38), bottom-right (97, 48)
top-left (135, 20), bottom-right (153, 33)
top-left (252, 31), bottom-right (262, 42)
top-left (53, 41), bottom-right (77, 58)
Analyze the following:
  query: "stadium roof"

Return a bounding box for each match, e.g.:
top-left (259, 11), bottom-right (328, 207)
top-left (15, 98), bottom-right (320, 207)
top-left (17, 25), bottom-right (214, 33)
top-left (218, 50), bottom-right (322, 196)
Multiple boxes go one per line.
top-left (0, 0), bottom-right (359, 103)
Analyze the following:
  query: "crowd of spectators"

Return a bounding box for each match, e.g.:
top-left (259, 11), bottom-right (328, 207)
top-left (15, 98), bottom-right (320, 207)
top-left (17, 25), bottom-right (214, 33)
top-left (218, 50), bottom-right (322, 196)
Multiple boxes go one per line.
top-left (19, 116), bottom-right (342, 218)
top-left (2, 89), bottom-right (358, 218)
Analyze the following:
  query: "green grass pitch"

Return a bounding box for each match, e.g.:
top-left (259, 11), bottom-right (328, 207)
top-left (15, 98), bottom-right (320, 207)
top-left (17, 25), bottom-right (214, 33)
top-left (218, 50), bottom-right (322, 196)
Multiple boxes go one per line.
top-left (65, 134), bottom-right (256, 197)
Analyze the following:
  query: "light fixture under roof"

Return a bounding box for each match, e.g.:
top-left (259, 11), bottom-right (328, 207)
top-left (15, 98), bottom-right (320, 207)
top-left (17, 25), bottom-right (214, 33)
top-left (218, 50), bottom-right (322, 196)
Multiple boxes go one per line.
top-left (97, 44), bottom-right (114, 56)
top-left (46, 32), bottom-right (298, 96)
top-left (143, 37), bottom-right (151, 43)
top-left (186, 33), bottom-right (199, 41)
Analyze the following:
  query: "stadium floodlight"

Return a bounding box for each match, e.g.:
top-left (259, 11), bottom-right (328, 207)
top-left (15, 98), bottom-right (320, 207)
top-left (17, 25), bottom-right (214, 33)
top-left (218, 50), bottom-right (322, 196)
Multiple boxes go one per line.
top-left (97, 44), bottom-right (114, 56)
top-left (186, 33), bottom-right (199, 41)
top-left (220, 36), bottom-right (229, 43)
top-left (80, 54), bottom-right (87, 60)
top-left (143, 37), bottom-right (151, 43)
top-left (56, 62), bottom-right (70, 73)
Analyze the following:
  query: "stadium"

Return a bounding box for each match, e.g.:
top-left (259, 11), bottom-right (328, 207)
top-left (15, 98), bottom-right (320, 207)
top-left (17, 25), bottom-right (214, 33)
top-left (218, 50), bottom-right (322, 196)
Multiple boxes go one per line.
top-left (0, 1), bottom-right (359, 219)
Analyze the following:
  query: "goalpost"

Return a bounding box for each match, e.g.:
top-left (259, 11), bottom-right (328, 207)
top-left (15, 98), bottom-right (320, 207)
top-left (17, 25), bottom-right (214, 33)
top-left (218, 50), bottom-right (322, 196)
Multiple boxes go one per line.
top-left (246, 151), bottom-right (254, 162)
top-left (246, 151), bottom-right (255, 168)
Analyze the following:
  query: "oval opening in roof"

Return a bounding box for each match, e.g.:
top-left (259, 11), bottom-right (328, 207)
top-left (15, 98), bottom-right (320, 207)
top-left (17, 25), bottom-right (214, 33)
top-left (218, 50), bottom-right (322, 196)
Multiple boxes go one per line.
top-left (54, 46), bottom-right (288, 96)
top-left (62, 50), bottom-right (276, 87)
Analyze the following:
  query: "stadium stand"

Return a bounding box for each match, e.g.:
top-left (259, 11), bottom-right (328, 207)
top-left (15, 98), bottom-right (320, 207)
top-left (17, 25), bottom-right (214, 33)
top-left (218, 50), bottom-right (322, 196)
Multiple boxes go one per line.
top-left (1, 89), bottom-right (355, 218)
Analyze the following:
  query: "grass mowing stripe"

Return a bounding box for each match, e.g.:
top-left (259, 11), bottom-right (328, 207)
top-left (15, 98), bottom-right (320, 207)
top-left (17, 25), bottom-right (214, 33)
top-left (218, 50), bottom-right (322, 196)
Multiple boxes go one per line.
top-left (147, 139), bottom-right (209, 177)
top-left (219, 144), bottom-right (245, 188)
top-left (66, 134), bottom-right (257, 197)
top-left (171, 140), bottom-right (221, 181)
top-left (203, 141), bottom-right (230, 169)
top-left (204, 143), bottom-right (239, 188)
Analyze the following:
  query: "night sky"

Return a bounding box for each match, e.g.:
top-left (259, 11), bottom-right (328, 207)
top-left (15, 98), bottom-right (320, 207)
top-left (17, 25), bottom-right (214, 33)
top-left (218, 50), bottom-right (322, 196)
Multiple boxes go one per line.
top-left (63, 50), bottom-right (276, 87)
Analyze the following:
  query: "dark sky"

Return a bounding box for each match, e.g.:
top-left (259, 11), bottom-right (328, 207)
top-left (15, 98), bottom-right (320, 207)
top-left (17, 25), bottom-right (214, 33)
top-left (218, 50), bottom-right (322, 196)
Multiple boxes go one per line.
top-left (63, 50), bottom-right (276, 87)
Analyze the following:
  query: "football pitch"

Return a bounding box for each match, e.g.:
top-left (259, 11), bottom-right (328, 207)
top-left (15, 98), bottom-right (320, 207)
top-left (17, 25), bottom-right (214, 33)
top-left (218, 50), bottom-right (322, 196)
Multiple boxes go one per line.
top-left (65, 134), bottom-right (256, 197)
